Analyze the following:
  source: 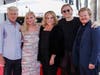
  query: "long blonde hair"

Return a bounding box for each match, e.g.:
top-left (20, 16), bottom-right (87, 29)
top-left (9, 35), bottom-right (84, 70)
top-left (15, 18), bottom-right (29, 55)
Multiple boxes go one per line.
top-left (42, 11), bottom-right (58, 27)
top-left (21, 11), bottom-right (36, 32)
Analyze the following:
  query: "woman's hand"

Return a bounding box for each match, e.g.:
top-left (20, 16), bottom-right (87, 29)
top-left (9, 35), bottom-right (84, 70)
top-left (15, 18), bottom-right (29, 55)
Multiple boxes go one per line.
top-left (49, 54), bottom-right (56, 65)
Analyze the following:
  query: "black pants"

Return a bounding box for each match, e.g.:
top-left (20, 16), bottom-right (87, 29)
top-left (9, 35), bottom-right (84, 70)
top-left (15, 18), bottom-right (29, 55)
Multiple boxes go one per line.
top-left (4, 57), bottom-right (22, 75)
top-left (42, 63), bottom-right (58, 75)
top-left (60, 52), bottom-right (79, 75)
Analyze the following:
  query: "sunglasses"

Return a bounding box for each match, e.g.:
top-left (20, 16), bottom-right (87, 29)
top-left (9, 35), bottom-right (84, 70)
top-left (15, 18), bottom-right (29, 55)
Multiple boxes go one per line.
top-left (62, 9), bottom-right (70, 13)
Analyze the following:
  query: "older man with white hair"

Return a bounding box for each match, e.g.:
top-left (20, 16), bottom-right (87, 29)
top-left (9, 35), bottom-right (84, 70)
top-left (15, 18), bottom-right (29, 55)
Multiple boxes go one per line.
top-left (0, 6), bottom-right (22, 75)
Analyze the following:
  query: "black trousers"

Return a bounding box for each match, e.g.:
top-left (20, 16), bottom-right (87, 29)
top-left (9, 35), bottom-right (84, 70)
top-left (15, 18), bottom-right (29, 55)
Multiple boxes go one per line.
top-left (42, 64), bottom-right (58, 75)
top-left (60, 52), bottom-right (79, 75)
top-left (4, 57), bottom-right (22, 75)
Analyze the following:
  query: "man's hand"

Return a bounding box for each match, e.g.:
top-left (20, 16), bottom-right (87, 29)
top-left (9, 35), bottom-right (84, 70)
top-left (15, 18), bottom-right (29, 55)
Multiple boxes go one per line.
top-left (88, 64), bottom-right (95, 69)
top-left (0, 54), bottom-right (5, 66)
top-left (91, 21), bottom-right (100, 28)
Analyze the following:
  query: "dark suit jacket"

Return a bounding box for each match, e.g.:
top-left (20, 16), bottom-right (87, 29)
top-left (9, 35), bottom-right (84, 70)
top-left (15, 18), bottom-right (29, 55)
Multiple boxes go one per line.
top-left (73, 21), bottom-right (100, 67)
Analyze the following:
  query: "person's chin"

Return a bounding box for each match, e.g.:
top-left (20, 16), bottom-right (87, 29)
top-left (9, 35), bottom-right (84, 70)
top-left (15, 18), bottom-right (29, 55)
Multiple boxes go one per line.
top-left (81, 22), bottom-right (86, 25)
top-left (81, 21), bottom-right (87, 23)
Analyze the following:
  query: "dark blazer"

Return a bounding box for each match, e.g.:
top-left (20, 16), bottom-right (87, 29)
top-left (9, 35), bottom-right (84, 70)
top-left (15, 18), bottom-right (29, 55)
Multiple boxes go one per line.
top-left (38, 26), bottom-right (62, 66)
top-left (73, 21), bottom-right (100, 67)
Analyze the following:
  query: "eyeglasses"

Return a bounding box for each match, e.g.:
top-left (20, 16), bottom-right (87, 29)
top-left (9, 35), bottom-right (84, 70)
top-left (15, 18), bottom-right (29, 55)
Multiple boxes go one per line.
top-left (62, 9), bottom-right (70, 13)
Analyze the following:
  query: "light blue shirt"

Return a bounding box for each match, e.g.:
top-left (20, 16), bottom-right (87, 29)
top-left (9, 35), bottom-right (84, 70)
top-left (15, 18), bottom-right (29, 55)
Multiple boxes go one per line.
top-left (0, 20), bottom-right (22, 60)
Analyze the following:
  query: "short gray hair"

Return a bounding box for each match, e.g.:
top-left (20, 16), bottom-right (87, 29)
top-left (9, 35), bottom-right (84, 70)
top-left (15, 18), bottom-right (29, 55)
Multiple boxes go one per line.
top-left (7, 6), bottom-right (18, 12)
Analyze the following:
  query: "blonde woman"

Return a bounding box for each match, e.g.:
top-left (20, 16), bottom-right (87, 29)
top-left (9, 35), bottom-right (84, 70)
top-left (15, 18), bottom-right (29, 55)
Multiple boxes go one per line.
top-left (38, 11), bottom-right (59, 75)
top-left (21, 11), bottom-right (40, 75)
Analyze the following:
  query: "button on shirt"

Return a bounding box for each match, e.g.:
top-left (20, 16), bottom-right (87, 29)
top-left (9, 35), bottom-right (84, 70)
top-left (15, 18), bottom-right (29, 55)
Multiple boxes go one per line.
top-left (0, 20), bottom-right (22, 60)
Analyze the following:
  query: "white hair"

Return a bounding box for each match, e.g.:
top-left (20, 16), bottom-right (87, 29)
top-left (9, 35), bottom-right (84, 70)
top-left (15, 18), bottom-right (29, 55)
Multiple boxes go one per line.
top-left (7, 6), bottom-right (18, 13)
